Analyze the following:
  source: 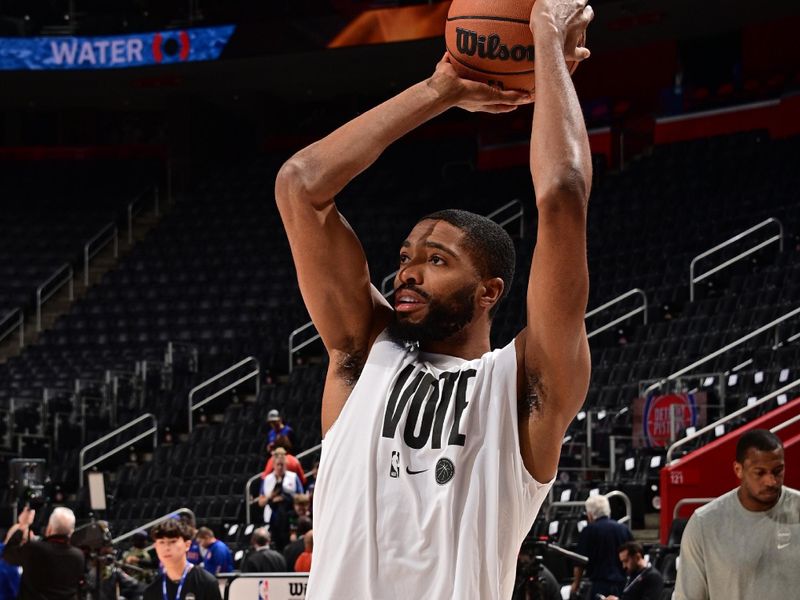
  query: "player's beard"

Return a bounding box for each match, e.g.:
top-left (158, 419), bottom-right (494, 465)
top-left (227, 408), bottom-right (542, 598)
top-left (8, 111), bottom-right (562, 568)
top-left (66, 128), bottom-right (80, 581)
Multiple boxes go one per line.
top-left (389, 282), bottom-right (477, 345)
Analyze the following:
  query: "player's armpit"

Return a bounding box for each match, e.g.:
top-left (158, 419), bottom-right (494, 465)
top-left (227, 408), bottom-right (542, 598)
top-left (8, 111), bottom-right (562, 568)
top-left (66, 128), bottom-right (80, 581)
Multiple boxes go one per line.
top-left (515, 321), bottom-right (591, 482)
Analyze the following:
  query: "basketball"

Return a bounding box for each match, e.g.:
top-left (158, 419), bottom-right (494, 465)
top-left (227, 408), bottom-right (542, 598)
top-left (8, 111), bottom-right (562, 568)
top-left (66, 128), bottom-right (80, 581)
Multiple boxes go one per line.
top-left (445, 0), bottom-right (581, 92)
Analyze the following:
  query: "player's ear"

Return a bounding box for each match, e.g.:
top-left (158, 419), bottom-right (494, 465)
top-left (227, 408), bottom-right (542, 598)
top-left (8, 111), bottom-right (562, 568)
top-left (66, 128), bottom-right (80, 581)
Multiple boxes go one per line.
top-left (478, 277), bottom-right (504, 311)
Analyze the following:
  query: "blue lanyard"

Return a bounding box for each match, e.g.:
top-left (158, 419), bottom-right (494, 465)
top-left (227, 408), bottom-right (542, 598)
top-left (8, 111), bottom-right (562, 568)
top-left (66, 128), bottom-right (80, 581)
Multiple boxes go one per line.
top-left (162, 563), bottom-right (191, 600)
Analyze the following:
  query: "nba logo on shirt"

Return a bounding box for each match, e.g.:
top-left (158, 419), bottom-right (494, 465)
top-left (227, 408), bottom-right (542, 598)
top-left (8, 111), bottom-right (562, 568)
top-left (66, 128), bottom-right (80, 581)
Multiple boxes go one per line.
top-left (258, 579), bottom-right (269, 600)
top-left (390, 451), bottom-right (400, 478)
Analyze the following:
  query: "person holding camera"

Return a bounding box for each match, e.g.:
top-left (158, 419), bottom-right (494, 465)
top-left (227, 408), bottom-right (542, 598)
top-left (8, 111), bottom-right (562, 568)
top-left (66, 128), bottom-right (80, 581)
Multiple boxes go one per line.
top-left (258, 450), bottom-right (303, 551)
top-left (3, 506), bottom-right (85, 600)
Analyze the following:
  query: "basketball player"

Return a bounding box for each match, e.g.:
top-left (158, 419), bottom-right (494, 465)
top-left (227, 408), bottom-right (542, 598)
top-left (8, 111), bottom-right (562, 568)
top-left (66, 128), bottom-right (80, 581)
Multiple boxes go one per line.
top-left (276, 0), bottom-right (594, 597)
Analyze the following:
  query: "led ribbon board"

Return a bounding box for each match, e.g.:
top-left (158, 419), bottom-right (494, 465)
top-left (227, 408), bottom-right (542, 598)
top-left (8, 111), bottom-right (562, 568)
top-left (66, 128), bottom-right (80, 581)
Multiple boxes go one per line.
top-left (0, 25), bottom-right (235, 70)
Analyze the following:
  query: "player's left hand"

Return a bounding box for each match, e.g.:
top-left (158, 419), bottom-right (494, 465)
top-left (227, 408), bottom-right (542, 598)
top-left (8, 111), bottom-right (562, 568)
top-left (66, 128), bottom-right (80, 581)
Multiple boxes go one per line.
top-left (429, 53), bottom-right (534, 113)
top-left (531, 0), bottom-right (594, 61)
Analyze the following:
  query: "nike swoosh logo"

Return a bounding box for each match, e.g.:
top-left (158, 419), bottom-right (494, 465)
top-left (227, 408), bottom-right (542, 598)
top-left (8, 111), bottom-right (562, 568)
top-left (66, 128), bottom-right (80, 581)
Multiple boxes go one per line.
top-left (406, 466), bottom-right (429, 475)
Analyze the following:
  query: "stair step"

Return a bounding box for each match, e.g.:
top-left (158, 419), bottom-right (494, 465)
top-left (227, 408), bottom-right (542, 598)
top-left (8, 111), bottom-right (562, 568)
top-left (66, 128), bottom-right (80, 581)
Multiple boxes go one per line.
top-left (0, 202), bottom-right (168, 364)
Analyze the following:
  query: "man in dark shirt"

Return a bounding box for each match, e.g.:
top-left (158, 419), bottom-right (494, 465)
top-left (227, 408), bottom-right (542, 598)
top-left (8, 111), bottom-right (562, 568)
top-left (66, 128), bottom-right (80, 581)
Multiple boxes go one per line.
top-left (3, 506), bottom-right (84, 600)
top-left (282, 517), bottom-right (312, 573)
top-left (143, 519), bottom-right (221, 600)
top-left (572, 495), bottom-right (633, 599)
top-left (240, 528), bottom-right (286, 573)
top-left (606, 542), bottom-right (664, 600)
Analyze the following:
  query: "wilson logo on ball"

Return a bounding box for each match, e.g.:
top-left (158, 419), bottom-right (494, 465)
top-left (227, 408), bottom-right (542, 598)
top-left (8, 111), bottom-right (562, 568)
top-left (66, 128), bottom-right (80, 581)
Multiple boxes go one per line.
top-left (454, 27), bottom-right (534, 63)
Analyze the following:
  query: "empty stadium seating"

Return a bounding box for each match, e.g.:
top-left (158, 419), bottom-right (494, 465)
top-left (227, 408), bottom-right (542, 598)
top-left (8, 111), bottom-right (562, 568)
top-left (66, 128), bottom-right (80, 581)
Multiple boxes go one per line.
top-left (0, 125), bottom-right (797, 584)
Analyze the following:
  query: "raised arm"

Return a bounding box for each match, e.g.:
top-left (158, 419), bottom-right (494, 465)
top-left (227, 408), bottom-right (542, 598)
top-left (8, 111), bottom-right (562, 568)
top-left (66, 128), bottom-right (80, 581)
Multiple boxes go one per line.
top-left (276, 57), bottom-right (532, 434)
top-left (516, 0), bottom-right (594, 482)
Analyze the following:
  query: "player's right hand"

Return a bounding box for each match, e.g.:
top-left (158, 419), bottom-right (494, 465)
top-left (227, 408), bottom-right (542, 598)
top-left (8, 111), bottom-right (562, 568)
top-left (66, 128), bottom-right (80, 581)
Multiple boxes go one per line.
top-left (429, 53), bottom-right (534, 113)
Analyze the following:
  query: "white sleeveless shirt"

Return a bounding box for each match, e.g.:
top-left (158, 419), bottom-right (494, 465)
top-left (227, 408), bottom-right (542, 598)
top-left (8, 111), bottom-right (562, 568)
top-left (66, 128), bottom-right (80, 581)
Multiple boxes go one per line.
top-left (306, 331), bottom-right (553, 599)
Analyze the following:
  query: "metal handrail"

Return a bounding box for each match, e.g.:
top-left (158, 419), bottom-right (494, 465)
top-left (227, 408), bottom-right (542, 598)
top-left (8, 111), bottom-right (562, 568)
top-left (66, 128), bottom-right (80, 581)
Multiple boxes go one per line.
top-left (84, 222), bottom-right (119, 285)
top-left (78, 413), bottom-right (157, 488)
top-left (545, 490), bottom-right (633, 527)
top-left (673, 497), bottom-right (714, 520)
top-left (245, 443), bottom-right (321, 524)
top-left (287, 322), bottom-right (318, 373)
top-left (689, 218), bottom-right (783, 301)
top-left (288, 200), bottom-right (526, 370)
top-left (646, 305), bottom-right (800, 397)
top-left (188, 356), bottom-right (260, 433)
top-left (36, 263), bottom-right (74, 331)
top-left (380, 271), bottom-right (398, 297)
top-left (112, 507), bottom-right (195, 544)
top-left (0, 308), bottom-right (24, 348)
top-left (127, 186), bottom-right (160, 244)
top-left (586, 288), bottom-right (647, 339)
top-left (772, 412), bottom-right (800, 434)
top-left (666, 377), bottom-right (800, 463)
top-left (487, 198), bottom-right (525, 238)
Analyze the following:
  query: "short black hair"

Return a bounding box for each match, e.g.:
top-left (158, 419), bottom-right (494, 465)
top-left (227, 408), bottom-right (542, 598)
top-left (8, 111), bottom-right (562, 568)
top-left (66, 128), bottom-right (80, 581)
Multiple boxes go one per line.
top-left (420, 209), bottom-right (516, 318)
top-left (736, 429), bottom-right (783, 463)
top-left (151, 518), bottom-right (193, 541)
top-left (296, 516), bottom-right (313, 536)
top-left (619, 541), bottom-right (644, 558)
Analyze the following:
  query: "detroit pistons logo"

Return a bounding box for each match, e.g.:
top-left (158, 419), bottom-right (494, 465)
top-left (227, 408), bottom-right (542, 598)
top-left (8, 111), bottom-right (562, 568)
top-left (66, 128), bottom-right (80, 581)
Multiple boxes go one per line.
top-left (455, 27), bottom-right (534, 63)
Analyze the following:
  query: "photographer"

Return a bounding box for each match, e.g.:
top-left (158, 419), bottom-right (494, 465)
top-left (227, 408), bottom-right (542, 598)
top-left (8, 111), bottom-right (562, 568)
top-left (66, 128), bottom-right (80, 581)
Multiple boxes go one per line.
top-left (84, 542), bottom-right (145, 600)
top-left (121, 532), bottom-right (157, 584)
top-left (3, 506), bottom-right (85, 600)
top-left (512, 541), bottom-right (562, 600)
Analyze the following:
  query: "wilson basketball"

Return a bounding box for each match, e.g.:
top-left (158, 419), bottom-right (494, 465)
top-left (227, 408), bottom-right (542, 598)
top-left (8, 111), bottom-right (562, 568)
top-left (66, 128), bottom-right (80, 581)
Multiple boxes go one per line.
top-left (445, 0), bottom-right (581, 92)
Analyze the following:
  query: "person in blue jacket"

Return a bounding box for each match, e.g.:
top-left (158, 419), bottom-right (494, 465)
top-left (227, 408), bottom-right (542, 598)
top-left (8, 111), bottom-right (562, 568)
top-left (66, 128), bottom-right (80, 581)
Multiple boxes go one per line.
top-left (0, 541), bottom-right (21, 600)
top-left (196, 527), bottom-right (233, 575)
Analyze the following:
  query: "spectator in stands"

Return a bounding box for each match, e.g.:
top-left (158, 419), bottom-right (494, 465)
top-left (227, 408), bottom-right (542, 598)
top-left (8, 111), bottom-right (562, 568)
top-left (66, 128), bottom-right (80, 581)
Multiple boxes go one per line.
top-left (196, 527), bottom-right (234, 575)
top-left (675, 429), bottom-right (800, 599)
top-left (144, 519), bottom-right (221, 600)
top-left (0, 539), bottom-right (21, 600)
top-left (304, 460), bottom-right (320, 497)
top-left (240, 528), bottom-right (287, 573)
top-left (605, 541), bottom-right (663, 600)
top-left (292, 493), bottom-right (312, 524)
top-left (178, 513), bottom-right (203, 566)
top-left (259, 452), bottom-right (304, 550)
top-left (293, 530), bottom-right (313, 573)
top-left (571, 495), bottom-right (632, 599)
top-left (284, 517), bottom-right (313, 573)
top-left (266, 409), bottom-right (295, 450)
top-left (122, 530), bottom-right (157, 583)
top-left (262, 438), bottom-right (307, 487)
top-left (3, 506), bottom-right (84, 600)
